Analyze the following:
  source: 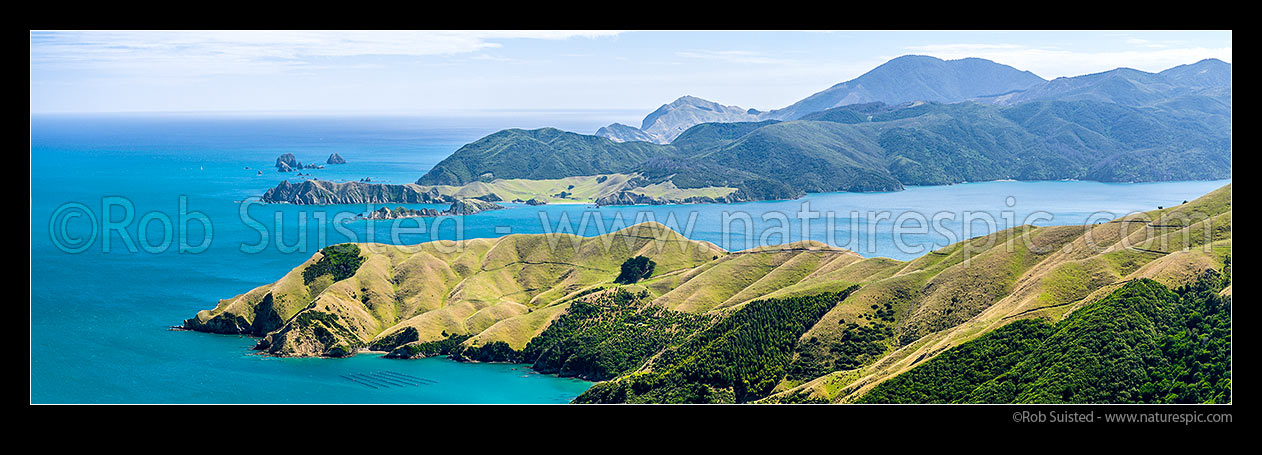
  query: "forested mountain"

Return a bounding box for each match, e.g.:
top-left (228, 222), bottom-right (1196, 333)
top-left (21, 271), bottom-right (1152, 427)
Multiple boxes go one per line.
top-left (1160, 58), bottom-right (1232, 89)
top-left (404, 97), bottom-right (1229, 204)
top-left (414, 128), bottom-right (676, 186)
top-left (263, 55), bottom-right (1230, 209)
top-left (978, 58), bottom-right (1231, 109)
top-left (396, 56), bottom-right (1232, 205)
top-left (765, 55), bottom-right (1047, 120)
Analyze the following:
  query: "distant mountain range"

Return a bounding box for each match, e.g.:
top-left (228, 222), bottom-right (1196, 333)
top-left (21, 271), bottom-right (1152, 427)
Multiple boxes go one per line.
top-left (597, 55), bottom-right (1048, 143)
top-left (218, 54), bottom-right (1233, 404)
top-left (265, 55), bottom-right (1231, 206)
top-left (596, 55), bottom-right (1230, 145)
top-left (765, 55), bottom-right (1047, 120)
top-left (979, 58), bottom-right (1231, 108)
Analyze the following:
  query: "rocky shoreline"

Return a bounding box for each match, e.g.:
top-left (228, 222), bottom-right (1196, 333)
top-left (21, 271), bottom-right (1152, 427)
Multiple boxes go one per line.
top-left (360, 199), bottom-right (504, 220)
top-left (261, 178), bottom-right (768, 207)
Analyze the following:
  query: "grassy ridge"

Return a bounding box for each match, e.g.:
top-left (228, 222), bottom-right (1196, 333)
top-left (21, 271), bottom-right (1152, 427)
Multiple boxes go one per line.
top-left (770, 183), bottom-right (1229, 402)
top-left (860, 268), bottom-right (1231, 403)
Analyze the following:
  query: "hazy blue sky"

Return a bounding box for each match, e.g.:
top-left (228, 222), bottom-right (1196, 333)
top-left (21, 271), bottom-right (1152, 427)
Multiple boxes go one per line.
top-left (30, 30), bottom-right (1231, 114)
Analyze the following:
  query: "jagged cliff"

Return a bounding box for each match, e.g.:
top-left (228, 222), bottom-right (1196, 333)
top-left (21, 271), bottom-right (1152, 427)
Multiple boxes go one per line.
top-left (260, 175), bottom-right (745, 206)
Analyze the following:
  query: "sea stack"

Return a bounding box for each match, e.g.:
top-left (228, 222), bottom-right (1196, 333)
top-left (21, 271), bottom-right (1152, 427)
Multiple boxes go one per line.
top-left (275, 153), bottom-right (301, 172)
top-left (326, 153), bottom-right (347, 165)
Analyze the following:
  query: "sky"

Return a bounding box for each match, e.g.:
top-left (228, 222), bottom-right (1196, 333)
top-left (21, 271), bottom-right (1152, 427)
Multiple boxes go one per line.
top-left (29, 30), bottom-right (1231, 115)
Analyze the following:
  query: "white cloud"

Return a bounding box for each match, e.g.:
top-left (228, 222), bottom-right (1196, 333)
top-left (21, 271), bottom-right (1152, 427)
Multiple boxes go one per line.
top-left (30, 30), bottom-right (623, 76)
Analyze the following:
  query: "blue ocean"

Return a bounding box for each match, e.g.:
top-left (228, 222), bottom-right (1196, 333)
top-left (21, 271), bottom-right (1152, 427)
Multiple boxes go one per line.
top-left (29, 112), bottom-right (1230, 403)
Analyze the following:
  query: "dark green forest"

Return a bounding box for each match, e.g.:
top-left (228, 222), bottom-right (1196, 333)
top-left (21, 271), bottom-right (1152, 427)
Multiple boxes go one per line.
top-left (575, 287), bottom-right (858, 403)
top-left (860, 266), bottom-right (1231, 404)
top-left (302, 244), bottom-right (364, 284)
top-left (415, 98), bottom-right (1230, 202)
top-left (614, 256), bottom-right (656, 284)
top-left (520, 288), bottom-right (713, 381)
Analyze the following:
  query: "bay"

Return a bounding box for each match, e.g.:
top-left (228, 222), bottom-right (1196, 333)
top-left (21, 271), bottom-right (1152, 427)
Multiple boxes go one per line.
top-left (29, 113), bottom-right (1229, 403)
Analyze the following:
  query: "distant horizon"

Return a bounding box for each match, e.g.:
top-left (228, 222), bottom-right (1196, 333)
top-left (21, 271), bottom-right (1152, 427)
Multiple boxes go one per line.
top-left (29, 107), bottom-right (652, 116)
top-left (30, 30), bottom-right (1231, 114)
top-left (28, 52), bottom-right (1230, 137)
top-left (28, 56), bottom-right (1230, 117)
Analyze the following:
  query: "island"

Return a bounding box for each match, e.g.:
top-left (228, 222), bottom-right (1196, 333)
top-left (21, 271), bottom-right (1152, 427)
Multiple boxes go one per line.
top-left (274, 152), bottom-right (340, 172)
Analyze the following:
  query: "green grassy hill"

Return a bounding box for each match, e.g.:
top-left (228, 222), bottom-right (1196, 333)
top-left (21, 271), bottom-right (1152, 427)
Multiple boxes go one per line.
top-left (185, 222), bottom-right (727, 357)
top-left (186, 184), bottom-right (1230, 403)
top-left (857, 272), bottom-right (1231, 403)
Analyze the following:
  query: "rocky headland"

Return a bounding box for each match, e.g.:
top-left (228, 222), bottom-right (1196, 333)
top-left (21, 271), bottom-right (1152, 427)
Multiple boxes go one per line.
top-left (261, 180), bottom-right (456, 205)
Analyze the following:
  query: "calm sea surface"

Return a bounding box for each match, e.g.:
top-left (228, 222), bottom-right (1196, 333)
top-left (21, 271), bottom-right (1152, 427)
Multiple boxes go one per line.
top-left (29, 113), bottom-right (1229, 403)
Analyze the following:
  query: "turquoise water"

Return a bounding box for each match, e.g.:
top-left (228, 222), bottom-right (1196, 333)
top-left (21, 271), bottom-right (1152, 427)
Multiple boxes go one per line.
top-left (29, 113), bottom-right (1230, 403)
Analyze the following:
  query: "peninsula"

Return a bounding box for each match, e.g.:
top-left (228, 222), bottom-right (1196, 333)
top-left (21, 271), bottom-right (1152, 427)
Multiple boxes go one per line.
top-left (185, 184), bottom-right (1231, 403)
top-left (260, 56), bottom-right (1231, 206)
